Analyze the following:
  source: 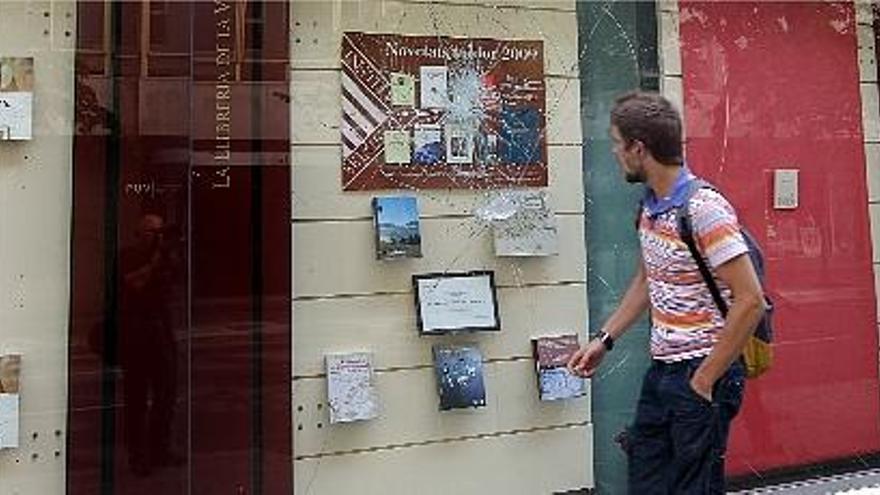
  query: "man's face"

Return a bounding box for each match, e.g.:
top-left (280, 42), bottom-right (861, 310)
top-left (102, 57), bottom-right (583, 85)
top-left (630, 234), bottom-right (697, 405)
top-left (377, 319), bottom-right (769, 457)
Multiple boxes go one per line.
top-left (610, 125), bottom-right (645, 183)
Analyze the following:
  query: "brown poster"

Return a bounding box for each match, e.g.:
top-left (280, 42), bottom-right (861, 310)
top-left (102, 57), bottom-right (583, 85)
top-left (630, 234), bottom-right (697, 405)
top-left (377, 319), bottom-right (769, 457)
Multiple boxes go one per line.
top-left (341, 32), bottom-right (547, 191)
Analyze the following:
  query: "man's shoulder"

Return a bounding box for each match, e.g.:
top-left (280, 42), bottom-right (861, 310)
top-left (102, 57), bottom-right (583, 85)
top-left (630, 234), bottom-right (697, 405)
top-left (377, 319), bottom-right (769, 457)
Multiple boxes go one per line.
top-left (688, 184), bottom-right (736, 214)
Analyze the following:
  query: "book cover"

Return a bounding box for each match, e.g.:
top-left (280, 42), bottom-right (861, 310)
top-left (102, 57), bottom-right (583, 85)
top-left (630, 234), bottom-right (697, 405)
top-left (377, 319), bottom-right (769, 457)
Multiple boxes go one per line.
top-left (413, 124), bottom-right (443, 165)
top-left (0, 57), bottom-right (34, 140)
top-left (372, 196), bottom-right (422, 260)
top-left (419, 66), bottom-right (448, 108)
top-left (492, 191), bottom-right (558, 257)
top-left (0, 354), bottom-right (21, 448)
top-left (390, 72), bottom-right (415, 106)
top-left (384, 130), bottom-right (411, 164)
top-left (433, 344), bottom-right (486, 411)
top-left (326, 352), bottom-right (380, 424)
top-left (499, 106), bottom-right (540, 165)
top-left (532, 335), bottom-right (586, 401)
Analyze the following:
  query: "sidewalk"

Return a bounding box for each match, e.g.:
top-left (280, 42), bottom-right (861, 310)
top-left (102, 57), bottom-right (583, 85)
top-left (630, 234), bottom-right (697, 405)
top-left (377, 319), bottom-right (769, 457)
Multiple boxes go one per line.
top-left (729, 469), bottom-right (880, 494)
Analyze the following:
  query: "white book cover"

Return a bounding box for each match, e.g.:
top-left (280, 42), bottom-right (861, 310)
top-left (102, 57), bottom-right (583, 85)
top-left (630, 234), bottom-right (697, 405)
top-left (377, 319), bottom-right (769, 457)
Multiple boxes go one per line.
top-left (0, 92), bottom-right (32, 140)
top-left (0, 394), bottom-right (19, 449)
top-left (420, 66), bottom-right (448, 109)
top-left (326, 352), bottom-right (380, 424)
top-left (492, 191), bottom-right (558, 256)
top-left (0, 58), bottom-right (34, 141)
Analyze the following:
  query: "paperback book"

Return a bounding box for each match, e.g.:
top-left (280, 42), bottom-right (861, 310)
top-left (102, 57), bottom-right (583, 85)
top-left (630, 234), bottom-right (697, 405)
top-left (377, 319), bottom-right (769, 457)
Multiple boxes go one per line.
top-left (372, 196), bottom-right (422, 260)
top-left (532, 334), bottom-right (586, 401)
top-left (433, 344), bottom-right (486, 411)
top-left (326, 352), bottom-right (380, 424)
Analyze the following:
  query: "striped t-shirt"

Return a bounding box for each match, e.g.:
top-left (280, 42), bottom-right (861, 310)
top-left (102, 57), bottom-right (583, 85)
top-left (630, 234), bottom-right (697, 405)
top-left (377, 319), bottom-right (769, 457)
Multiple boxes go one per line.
top-left (638, 186), bottom-right (749, 362)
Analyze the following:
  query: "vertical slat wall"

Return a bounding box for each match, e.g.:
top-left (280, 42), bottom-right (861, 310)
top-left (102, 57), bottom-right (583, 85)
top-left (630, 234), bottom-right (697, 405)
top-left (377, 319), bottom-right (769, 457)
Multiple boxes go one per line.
top-left (290, 1), bottom-right (592, 493)
top-left (0, 1), bottom-right (75, 494)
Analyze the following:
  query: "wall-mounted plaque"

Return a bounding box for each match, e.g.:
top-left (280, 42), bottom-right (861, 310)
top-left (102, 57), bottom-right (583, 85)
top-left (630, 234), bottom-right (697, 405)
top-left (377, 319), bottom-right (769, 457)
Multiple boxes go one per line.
top-left (413, 271), bottom-right (500, 334)
top-left (0, 57), bottom-right (34, 141)
top-left (341, 32), bottom-right (547, 191)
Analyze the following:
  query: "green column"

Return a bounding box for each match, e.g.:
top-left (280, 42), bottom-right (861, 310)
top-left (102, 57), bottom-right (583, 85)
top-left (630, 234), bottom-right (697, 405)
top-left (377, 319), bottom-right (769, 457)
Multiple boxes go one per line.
top-left (576, 2), bottom-right (658, 493)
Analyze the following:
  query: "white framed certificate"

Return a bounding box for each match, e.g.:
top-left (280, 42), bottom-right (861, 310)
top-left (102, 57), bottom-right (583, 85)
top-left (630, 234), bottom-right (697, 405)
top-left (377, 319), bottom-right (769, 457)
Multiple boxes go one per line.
top-left (413, 271), bottom-right (500, 334)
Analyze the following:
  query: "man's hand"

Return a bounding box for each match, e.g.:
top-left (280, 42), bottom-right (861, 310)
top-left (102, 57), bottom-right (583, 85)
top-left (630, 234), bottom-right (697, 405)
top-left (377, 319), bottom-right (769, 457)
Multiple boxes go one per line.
top-left (689, 372), bottom-right (714, 402)
top-left (567, 340), bottom-right (607, 378)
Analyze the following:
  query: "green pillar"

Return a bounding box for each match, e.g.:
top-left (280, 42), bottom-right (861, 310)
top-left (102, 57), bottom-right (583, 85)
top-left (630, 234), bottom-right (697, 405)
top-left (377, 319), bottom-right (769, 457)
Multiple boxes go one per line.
top-left (576, 2), bottom-right (658, 493)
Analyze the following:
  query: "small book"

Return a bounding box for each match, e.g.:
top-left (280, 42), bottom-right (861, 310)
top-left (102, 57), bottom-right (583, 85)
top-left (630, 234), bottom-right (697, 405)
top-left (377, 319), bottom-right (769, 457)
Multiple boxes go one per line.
top-left (532, 335), bottom-right (586, 401)
top-left (0, 394), bottom-right (19, 449)
top-left (492, 191), bottom-right (558, 257)
top-left (326, 352), bottom-right (380, 424)
top-left (433, 344), bottom-right (486, 411)
top-left (0, 353), bottom-right (21, 449)
top-left (372, 196), bottom-right (422, 260)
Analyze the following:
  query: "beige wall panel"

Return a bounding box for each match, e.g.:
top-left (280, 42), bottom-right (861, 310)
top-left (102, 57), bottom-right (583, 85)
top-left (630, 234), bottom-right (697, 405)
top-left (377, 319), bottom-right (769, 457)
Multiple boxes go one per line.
top-left (293, 359), bottom-right (589, 457)
top-left (862, 82), bottom-right (880, 143)
top-left (293, 214), bottom-right (586, 298)
top-left (0, 0), bottom-right (75, 491)
top-left (857, 1), bottom-right (875, 26)
top-left (400, 0), bottom-right (575, 11)
top-left (874, 266), bottom-right (880, 322)
top-left (659, 10), bottom-right (682, 77)
top-left (867, 143), bottom-right (880, 203)
top-left (872, 204), bottom-right (880, 263)
top-left (293, 283), bottom-right (587, 376)
top-left (290, 0), bottom-right (578, 77)
top-left (292, 70), bottom-right (581, 145)
top-left (859, 23), bottom-right (877, 84)
top-left (292, 145), bottom-right (585, 220)
top-left (294, 424), bottom-right (592, 495)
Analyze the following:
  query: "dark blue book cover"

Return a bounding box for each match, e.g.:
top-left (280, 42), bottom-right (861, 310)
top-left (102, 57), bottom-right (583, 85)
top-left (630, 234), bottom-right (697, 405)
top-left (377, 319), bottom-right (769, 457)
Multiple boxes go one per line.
top-left (499, 106), bottom-right (541, 165)
top-left (433, 344), bottom-right (486, 411)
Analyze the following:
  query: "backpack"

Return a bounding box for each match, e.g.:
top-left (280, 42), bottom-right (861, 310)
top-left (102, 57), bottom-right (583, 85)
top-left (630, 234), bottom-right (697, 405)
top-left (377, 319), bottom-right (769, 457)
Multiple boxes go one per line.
top-left (676, 179), bottom-right (774, 379)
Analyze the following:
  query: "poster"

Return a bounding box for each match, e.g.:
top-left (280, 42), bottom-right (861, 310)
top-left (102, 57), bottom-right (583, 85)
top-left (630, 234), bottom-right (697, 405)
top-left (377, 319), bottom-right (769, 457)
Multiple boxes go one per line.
top-left (0, 57), bottom-right (34, 141)
top-left (341, 32), bottom-right (547, 190)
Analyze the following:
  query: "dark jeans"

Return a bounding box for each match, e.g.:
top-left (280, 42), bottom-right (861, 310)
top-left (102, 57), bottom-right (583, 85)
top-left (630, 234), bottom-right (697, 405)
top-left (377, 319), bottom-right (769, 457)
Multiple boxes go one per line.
top-left (627, 358), bottom-right (745, 494)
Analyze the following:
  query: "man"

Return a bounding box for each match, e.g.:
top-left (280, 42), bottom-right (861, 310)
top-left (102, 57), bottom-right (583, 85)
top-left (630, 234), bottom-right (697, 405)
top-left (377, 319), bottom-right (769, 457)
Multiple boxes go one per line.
top-left (568, 91), bottom-right (765, 494)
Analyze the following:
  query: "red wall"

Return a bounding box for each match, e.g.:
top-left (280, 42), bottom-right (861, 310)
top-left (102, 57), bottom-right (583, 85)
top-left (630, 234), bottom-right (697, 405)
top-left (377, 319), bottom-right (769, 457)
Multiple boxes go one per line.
top-left (680, 1), bottom-right (880, 475)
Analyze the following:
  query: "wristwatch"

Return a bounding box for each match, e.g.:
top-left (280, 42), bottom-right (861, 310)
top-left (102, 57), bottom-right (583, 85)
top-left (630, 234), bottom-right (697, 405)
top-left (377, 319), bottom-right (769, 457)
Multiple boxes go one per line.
top-left (595, 331), bottom-right (614, 351)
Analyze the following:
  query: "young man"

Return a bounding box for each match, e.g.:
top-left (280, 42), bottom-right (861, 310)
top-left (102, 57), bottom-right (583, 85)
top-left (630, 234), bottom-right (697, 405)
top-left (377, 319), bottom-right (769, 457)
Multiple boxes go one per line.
top-left (568, 91), bottom-right (765, 494)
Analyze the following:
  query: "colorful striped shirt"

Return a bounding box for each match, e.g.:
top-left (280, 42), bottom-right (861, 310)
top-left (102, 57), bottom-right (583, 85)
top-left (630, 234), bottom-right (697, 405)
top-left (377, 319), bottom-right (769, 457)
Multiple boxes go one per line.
top-left (638, 184), bottom-right (749, 362)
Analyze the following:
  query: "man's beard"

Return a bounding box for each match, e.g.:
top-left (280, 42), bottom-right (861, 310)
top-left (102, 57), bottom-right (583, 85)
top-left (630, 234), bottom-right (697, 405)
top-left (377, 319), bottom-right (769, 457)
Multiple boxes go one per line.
top-left (625, 169), bottom-right (646, 183)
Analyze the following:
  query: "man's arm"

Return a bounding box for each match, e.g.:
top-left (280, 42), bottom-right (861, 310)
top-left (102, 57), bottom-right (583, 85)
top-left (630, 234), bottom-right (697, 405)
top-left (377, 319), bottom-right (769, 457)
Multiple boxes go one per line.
top-left (601, 260), bottom-right (650, 341)
top-left (689, 253), bottom-right (764, 400)
top-left (568, 259), bottom-right (650, 377)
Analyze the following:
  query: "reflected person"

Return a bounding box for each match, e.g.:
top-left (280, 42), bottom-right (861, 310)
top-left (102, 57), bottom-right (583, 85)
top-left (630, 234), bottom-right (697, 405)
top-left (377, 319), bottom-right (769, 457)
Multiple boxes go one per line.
top-left (568, 92), bottom-right (765, 494)
top-left (119, 213), bottom-right (179, 476)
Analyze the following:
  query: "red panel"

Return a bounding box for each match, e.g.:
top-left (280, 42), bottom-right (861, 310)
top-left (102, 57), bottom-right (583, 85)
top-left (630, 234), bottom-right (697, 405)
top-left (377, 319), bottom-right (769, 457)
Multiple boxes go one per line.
top-left (680, 1), bottom-right (880, 475)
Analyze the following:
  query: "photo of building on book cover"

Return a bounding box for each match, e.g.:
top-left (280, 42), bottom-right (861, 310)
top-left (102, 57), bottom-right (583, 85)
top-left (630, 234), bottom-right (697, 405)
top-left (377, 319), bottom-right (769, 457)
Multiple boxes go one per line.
top-left (372, 196), bottom-right (422, 260)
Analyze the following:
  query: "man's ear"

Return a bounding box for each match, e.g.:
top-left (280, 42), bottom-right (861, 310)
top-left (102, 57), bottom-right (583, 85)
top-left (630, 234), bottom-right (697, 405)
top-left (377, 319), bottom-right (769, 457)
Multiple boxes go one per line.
top-left (633, 140), bottom-right (647, 157)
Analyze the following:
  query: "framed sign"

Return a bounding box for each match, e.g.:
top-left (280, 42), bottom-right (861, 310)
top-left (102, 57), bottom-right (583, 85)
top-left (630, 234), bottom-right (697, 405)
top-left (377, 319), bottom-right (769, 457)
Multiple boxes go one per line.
top-left (413, 271), bottom-right (500, 334)
top-left (341, 32), bottom-right (547, 191)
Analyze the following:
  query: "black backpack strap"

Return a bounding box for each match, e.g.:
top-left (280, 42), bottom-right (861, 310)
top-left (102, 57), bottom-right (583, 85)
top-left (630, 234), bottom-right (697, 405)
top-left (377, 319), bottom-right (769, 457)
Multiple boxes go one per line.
top-left (677, 180), bottom-right (730, 317)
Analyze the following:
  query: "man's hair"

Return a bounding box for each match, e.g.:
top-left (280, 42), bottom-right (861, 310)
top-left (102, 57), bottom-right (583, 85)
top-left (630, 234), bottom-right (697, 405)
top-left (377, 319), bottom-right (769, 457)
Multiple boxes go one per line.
top-left (610, 91), bottom-right (682, 165)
